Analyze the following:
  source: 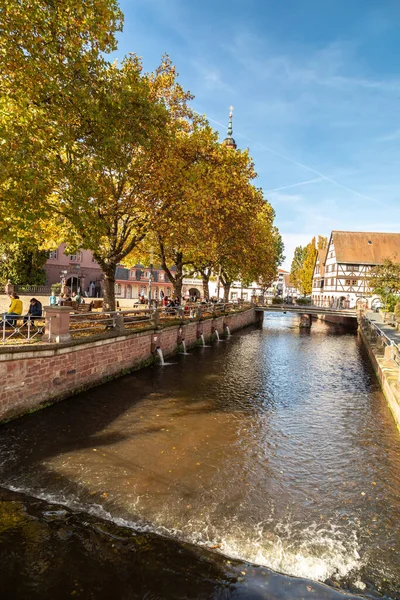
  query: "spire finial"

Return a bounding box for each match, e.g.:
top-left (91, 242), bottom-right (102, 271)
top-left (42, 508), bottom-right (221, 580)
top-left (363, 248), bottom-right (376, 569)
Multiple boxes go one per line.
top-left (227, 105), bottom-right (234, 137)
top-left (222, 105), bottom-right (237, 149)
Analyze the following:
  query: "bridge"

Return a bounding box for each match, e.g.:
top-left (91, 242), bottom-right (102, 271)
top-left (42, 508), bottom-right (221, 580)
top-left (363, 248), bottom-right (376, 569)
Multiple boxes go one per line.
top-left (255, 304), bottom-right (358, 328)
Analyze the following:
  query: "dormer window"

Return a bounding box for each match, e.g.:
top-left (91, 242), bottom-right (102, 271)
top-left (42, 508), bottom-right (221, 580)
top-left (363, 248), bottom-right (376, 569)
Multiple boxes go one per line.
top-left (368, 240), bottom-right (372, 245)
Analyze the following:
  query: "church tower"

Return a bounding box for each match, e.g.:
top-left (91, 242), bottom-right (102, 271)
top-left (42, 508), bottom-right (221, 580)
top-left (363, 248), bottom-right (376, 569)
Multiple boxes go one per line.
top-left (222, 105), bottom-right (237, 149)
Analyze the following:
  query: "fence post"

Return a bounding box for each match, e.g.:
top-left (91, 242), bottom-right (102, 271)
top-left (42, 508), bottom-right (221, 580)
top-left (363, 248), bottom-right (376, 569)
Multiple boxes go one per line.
top-left (44, 306), bottom-right (72, 343)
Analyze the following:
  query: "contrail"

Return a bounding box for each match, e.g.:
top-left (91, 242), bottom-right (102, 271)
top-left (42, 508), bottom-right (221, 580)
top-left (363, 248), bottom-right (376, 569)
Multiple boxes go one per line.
top-left (195, 109), bottom-right (389, 208)
top-left (264, 178), bottom-right (325, 194)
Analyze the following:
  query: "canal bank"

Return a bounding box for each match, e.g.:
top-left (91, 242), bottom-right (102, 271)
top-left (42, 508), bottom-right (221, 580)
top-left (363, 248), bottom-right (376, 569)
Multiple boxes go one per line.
top-left (358, 314), bottom-right (400, 430)
top-left (0, 307), bottom-right (259, 424)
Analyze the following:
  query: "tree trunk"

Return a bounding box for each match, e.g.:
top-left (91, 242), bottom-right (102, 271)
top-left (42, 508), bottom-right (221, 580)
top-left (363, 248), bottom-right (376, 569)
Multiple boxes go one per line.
top-left (223, 282), bottom-right (231, 302)
top-left (172, 260), bottom-right (184, 300)
top-left (102, 264), bottom-right (117, 311)
top-left (201, 271), bottom-right (210, 300)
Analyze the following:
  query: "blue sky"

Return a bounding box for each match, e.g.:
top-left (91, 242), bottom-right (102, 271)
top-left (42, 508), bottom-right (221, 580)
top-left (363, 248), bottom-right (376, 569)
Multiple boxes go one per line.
top-left (113, 0), bottom-right (400, 268)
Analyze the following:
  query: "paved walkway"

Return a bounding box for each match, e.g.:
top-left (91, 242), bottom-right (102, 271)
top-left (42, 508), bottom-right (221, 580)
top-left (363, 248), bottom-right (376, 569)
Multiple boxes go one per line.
top-left (365, 310), bottom-right (400, 346)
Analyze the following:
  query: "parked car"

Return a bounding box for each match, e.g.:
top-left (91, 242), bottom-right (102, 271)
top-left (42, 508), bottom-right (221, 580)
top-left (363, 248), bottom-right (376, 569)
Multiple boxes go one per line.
top-left (371, 298), bottom-right (383, 313)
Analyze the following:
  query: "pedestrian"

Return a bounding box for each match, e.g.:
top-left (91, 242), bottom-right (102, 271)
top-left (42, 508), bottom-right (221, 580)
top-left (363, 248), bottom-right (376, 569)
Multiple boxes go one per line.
top-left (4, 293), bottom-right (23, 326)
top-left (49, 291), bottom-right (57, 306)
top-left (23, 298), bottom-right (43, 324)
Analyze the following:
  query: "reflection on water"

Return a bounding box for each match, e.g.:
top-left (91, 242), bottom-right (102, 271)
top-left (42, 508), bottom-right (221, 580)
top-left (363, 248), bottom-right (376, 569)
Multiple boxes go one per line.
top-left (1, 314), bottom-right (400, 598)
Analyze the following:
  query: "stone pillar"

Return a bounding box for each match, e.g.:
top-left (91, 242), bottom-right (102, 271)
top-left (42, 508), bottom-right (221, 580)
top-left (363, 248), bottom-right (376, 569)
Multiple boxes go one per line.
top-left (299, 313), bottom-right (312, 328)
top-left (114, 312), bottom-right (125, 334)
top-left (152, 309), bottom-right (160, 328)
top-left (384, 344), bottom-right (395, 361)
top-left (44, 306), bottom-right (72, 343)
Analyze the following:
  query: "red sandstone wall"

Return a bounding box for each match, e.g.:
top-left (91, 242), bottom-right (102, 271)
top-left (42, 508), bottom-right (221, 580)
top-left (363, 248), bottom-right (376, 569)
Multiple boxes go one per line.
top-left (0, 309), bottom-right (256, 423)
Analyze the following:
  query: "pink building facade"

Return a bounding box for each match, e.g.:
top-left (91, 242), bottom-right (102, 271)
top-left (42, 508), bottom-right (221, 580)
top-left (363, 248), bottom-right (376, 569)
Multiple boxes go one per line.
top-left (45, 244), bottom-right (104, 296)
top-left (45, 245), bottom-right (176, 299)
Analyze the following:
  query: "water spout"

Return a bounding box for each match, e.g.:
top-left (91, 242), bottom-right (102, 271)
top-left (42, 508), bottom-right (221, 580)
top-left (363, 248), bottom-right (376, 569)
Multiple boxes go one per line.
top-left (215, 330), bottom-right (220, 342)
top-left (156, 347), bottom-right (165, 365)
top-left (200, 333), bottom-right (205, 347)
top-left (182, 340), bottom-right (187, 354)
top-left (225, 325), bottom-right (231, 338)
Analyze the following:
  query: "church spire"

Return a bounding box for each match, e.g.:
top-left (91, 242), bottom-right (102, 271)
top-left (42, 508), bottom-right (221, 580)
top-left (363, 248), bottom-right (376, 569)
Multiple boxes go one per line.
top-left (222, 105), bottom-right (237, 149)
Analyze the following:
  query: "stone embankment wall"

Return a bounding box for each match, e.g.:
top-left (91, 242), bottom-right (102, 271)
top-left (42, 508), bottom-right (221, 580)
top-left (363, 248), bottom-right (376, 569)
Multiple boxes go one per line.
top-left (0, 308), bottom-right (259, 424)
top-left (358, 325), bottom-right (400, 430)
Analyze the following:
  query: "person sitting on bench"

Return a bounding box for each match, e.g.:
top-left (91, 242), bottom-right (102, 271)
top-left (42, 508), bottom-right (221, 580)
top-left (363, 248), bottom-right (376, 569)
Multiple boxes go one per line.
top-left (23, 298), bottom-right (43, 324)
top-left (4, 293), bottom-right (23, 326)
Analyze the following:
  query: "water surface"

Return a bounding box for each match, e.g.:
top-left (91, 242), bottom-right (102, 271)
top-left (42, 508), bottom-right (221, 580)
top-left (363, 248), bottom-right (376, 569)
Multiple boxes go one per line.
top-left (1, 314), bottom-right (399, 598)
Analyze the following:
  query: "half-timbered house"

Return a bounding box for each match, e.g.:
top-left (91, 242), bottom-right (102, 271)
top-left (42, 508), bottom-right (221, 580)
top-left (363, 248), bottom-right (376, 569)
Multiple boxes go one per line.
top-left (312, 231), bottom-right (400, 309)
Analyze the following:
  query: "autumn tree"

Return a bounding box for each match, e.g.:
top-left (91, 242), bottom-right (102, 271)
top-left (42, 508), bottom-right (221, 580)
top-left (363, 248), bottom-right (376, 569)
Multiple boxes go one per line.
top-left (290, 237), bottom-right (318, 296)
top-left (0, 241), bottom-right (47, 286)
top-left (0, 0), bottom-right (123, 241)
top-left (369, 258), bottom-right (400, 311)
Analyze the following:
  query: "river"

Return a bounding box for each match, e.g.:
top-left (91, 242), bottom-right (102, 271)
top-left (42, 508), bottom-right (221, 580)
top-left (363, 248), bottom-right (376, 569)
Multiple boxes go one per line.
top-left (0, 314), bottom-right (399, 599)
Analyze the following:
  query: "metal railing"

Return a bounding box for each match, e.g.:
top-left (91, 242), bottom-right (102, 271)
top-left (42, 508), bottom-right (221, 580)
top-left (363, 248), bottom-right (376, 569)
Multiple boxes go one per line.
top-left (0, 302), bottom-right (254, 345)
top-left (360, 315), bottom-right (400, 369)
top-left (14, 285), bottom-right (52, 295)
top-left (1, 314), bottom-right (46, 344)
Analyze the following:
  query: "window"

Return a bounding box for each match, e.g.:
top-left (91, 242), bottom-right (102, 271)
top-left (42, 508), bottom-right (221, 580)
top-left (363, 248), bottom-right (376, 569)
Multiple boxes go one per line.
top-left (345, 279), bottom-right (351, 286)
top-left (159, 272), bottom-right (164, 281)
top-left (144, 271), bottom-right (150, 278)
top-left (315, 266), bottom-right (320, 274)
top-left (330, 278), bottom-right (334, 285)
top-left (91, 257), bottom-right (97, 263)
top-left (130, 271), bottom-right (135, 278)
top-left (346, 264), bottom-right (359, 271)
top-left (114, 284), bottom-right (121, 295)
top-left (48, 250), bottom-right (58, 259)
top-left (70, 252), bottom-right (82, 262)
top-left (352, 279), bottom-right (358, 286)
top-left (231, 292), bottom-right (238, 299)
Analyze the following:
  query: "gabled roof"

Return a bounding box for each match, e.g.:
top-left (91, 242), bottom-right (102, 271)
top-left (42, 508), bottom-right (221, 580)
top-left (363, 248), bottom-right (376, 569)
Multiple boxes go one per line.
top-left (330, 231), bottom-right (400, 265)
top-left (283, 274), bottom-right (296, 287)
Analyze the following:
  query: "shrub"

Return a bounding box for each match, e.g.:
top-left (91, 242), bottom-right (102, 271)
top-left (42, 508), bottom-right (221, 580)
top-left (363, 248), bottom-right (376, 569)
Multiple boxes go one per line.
top-left (295, 297), bottom-right (311, 305)
top-left (271, 296), bottom-right (283, 304)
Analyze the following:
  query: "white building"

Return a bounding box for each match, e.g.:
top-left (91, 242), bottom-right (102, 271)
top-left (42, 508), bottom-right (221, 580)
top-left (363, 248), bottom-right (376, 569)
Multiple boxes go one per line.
top-left (312, 231), bottom-right (400, 309)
